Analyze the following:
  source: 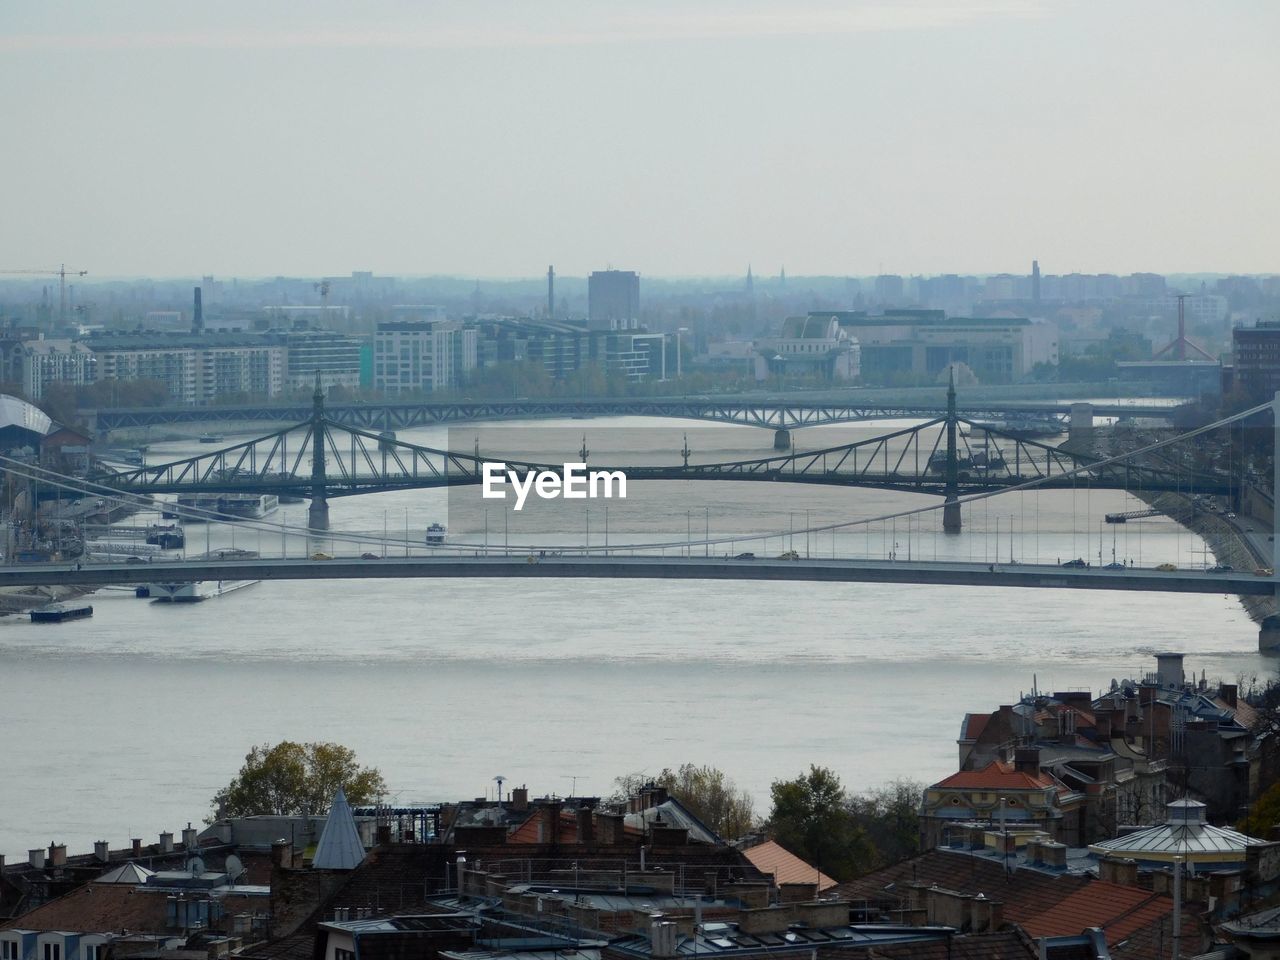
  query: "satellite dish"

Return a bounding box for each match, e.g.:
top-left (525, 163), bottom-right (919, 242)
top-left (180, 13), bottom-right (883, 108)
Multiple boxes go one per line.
top-left (188, 855), bottom-right (206, 876)
top-left (225, 854), bottom-right (244, 884)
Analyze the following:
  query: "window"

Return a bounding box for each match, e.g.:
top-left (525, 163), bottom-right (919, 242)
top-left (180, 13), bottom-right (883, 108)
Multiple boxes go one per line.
top-left (44, 944), bottom-right (61, 960)
top-left (335, 949), bottom-right (356, 960)
top-left (85, 946), bottom-right (102, 960)
top-left (2, 941), bottom-right (18, 960)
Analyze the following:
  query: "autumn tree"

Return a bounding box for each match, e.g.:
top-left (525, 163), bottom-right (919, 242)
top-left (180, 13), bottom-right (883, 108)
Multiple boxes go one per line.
top-left (611, 764), bottom-right (757, 840)
top-left (768, 766), bottom-right (871, 882)
top-left (209, 741), bottom-right (386, 822)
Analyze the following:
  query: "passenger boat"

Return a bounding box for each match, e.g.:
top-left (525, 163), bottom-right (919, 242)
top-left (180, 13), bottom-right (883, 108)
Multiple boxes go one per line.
top-left (217, 494), bottom-right (280, 520)
top-left (30, 601), bottom-right (94, 623)
top-left (198, 433), bottom-right (224, 444)
top-left (425, 522), bottom-right (447, 545)
top-left (147, 580), bottom-right (258, 603)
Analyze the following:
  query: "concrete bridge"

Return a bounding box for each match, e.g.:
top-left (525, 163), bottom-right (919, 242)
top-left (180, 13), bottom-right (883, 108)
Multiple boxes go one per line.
top-left (6, 553), bottom-right (1271, 595)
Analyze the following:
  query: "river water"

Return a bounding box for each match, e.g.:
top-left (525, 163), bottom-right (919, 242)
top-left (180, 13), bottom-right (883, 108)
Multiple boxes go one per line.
top-left (0, 416), bottom-right (1268, 858)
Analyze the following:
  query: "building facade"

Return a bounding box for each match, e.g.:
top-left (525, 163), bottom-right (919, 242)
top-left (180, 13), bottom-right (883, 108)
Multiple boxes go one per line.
top-left (373, 320), bottom-right (477, 395)
top-left (825, 311), bottom-right (1057, 385)
top-left (1232, 321), bottom-right (1280, 399)
top-left (588, 271), bottom-right (640, 331)
top-left (82, 334), bottom-right (286, 405)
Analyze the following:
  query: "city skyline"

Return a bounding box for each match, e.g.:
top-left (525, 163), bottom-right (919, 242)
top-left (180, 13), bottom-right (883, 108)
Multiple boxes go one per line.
top-left (3, 1), bottom-right (1278, 278)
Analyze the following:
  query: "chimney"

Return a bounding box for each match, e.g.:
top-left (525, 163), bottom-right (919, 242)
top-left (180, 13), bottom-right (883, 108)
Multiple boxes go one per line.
top-left (182, 824), bottom-right (198, 850)
top-left (511, 787), bottom-right (529, 812)
top-left (649, 916), bottom-right (677, 959)
top-left (0, 854), bottom-right (6, 871)
top-left (597, 812), bottom-right (624, 846)
top-left (1221, 683), bottom-right (1238, 708)
top-left (94, 841), bottom-right (110, 863)
top-left (576, 806), bottom-right (594, 847)
top-left (547, 266), bottom-right (555, 319)
top-left (159, 831), bottom-right (174, 854)
top-left (271, 839), bottom-right (291, 869)
top-left (48, 843), bottom-right (67, 867)
top-left (1099, 857), bottom-right (1139, 887)
top-left (1040, 841), bottom-right (1067, 868)
top-left (29, 849), bottom-right (45, 869)
top-left (193, 287), bottom-right (204, 333)
top-left (132, 838), bottom-right (143, 859)
top-left (1013, 746), bottom-right (1041, 776)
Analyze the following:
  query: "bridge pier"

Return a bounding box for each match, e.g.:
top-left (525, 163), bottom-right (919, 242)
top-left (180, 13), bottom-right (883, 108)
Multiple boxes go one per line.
top-left (308, 497), bottom-right (330, 532)
top-left (774, 428), bottom-right (792, 451)
top-left (1068, 403), bottom-right (1095, 446)
top-left (943, 499), bottom-right (962, 534)
top-left (1260, 615), bottom-right (1280, 652)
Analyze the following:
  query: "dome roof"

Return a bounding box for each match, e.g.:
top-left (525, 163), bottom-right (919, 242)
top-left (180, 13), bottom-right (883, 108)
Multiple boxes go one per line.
top-left (0, 394), bottom-right (52, 436)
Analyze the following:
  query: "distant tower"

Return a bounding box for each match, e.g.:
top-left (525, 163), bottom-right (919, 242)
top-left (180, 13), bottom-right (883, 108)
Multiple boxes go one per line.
top-left (745, 265), bottom-right (754, 296)
top-left (1031, 260), bottom-right (1041, 303)
top-left (779, 266), bottom-right (786, 287)
top-left (547, 265), bottom-right (555, 319)
top-left (193, 287), bottom-right (204, 334)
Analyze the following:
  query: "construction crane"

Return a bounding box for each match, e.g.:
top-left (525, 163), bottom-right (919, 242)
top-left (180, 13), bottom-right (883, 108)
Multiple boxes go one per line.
top-left (0, 265), bottom-right (88, 324)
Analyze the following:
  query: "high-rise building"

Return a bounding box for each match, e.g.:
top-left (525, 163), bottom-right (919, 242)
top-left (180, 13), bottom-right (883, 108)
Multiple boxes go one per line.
top-left (588, 270), bottom-right (640, 331)
top-left (1031, 260), bottom-right (1041, 303)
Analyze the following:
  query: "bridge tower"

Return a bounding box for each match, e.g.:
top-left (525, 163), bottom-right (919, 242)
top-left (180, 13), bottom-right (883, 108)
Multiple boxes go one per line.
top-left (943, 371), bottom-right (962, 533)
top-left (308, 372), bottom-right (330, 531)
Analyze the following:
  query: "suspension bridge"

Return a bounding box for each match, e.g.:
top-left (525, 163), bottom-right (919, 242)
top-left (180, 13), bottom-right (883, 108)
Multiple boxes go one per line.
top-left (90, 378), bottom-right (1216, 533)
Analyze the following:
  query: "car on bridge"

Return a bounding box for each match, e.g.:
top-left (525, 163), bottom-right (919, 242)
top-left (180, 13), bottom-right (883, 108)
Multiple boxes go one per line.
top-left (1061, 558), bottom-right (1088, 568)
top-left (1103, 562), bottom-right (1126, 570)
top-left (1156, 562), bottom-right (1178, 572)
top-left (733, 552), bottom-right (756, 560)
top-left (1208, 563), bottom-right (1233, 573)
top-left (310, 552), bottom-right (333, 561)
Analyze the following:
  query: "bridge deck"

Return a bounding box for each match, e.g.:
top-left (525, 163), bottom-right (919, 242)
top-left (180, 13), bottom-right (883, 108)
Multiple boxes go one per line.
top-left (7, 555), bottom-right (1272, 595)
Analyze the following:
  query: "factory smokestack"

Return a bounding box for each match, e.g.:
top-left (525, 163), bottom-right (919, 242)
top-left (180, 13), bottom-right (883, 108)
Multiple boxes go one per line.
top-left (193, 287), bottom-right (204, 334)
top-left (547, 265), bottom-right (555, 319)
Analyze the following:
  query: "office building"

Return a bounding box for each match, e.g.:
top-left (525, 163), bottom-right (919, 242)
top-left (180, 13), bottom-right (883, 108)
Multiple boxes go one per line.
top-left (823, 310), bottom-right (1058, 385)
top-left (82, 333), bottom-right (287, 404)
top-left (588, 271), bottom-right (640, 331)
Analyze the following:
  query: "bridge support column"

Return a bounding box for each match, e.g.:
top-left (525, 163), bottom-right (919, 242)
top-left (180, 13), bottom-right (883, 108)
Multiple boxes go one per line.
top-left (943, 370), bottom-right (961, 534)
top-left (773, 428), bottom-right (792, 451)
top-left (1068, 403), bottom-right (1095, 447)
top-left (943, 498), bottom-right (962, 534)
top-left (308, 496), bottom-right (330, 532)
top-left (1260, 615), bottom-right (1280, 652)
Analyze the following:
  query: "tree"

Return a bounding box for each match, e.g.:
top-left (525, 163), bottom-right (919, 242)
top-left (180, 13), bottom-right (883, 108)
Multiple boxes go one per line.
top-left (768, 766), bottom-right (871, 882)
top-left (209, 740), bottom-right (386, 821)
top-left (610, 764), bottom-right (757, 840)
top-left (846, 779), bottom-right (923, 870)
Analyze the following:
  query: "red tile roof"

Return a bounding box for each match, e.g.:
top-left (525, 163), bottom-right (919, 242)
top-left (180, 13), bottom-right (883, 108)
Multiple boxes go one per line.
top-left (961, 713), bottom-right (992, 741)
top-left (934, 761), bottom-right (1058, 792)
top-left (742, 840), bottom-right (837, 891)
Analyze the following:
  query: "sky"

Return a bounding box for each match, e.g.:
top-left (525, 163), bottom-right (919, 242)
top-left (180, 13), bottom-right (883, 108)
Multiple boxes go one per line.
top-left (2, 1), bottom-right (1278, 279)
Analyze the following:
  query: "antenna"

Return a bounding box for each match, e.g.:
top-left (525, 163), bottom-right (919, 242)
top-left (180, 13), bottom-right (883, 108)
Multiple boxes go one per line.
top-left (564, 775), bottom-right (585, 797)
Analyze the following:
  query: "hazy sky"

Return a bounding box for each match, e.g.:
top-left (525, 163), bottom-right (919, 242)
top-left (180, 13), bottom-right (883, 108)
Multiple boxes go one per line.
top-left (3, 1), bottom-right (1277, 279)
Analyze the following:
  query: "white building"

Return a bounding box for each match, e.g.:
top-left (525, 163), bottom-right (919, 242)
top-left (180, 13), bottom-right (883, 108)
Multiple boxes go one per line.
top-left (14, 339), bottom-right (95, 400)
top-left (753, 316), bottom-right (860, 382)
top-left (373, 320), bottom-right (476, 394)
top-left (83, 334), bottom-right (286, 405)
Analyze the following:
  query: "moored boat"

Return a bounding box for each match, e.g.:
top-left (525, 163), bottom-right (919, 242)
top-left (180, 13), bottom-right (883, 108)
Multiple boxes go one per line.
top-left (30, 601), bottom-right (94, 623)
top-left (425, 522), bottom-right (447, 545)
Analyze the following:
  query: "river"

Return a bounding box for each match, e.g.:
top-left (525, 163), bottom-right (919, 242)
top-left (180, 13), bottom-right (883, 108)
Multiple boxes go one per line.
top-left (0, 416), bottom-right (1268, 858)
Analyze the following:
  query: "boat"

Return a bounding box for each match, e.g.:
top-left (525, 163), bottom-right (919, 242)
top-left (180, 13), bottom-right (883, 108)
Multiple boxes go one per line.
top-left (145, 524), bottom-right (185, 549)
top-left (147, 579), bottom-right (258, 603)
top-left (425, 522), bottom-right (447, 545)
top-left (217, 494), bottom-right (279, 520)
top-left (30, 601), bottom-right (94, 623)
top-left (198, 433), bottom-right (225, 444)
